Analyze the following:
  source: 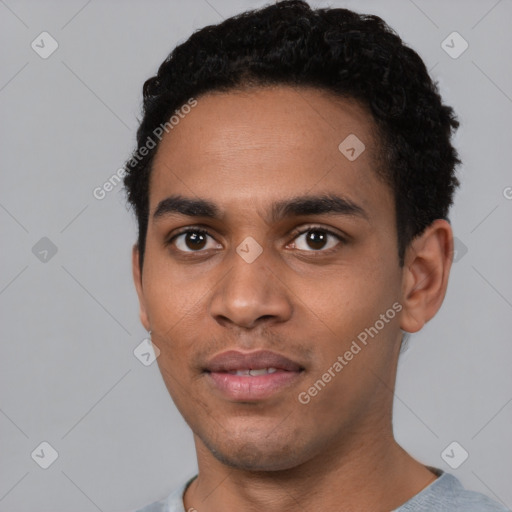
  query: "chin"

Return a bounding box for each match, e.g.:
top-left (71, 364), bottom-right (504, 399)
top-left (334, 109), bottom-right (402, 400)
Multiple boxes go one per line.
top-left (199, 431), bottom-right (310, 472)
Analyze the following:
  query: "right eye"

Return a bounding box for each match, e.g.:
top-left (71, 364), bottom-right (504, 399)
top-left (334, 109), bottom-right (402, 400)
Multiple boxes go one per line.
top-left (168, 228), bottom-right (222, 253)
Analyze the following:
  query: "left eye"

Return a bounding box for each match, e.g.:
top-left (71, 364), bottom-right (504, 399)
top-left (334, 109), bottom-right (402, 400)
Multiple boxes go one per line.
top-left (291, 228), bottom-right (342, 252)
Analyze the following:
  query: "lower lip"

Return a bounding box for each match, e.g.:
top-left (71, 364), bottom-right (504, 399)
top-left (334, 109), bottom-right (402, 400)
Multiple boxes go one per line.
top-left (206, 370), bottom-right (303, 401)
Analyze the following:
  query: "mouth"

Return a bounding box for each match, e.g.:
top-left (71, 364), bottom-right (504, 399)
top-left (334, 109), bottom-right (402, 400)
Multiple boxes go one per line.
top-left (224, 367), bottom-right (280, 376)
top-left (203, 350), bottom-right (305, 401)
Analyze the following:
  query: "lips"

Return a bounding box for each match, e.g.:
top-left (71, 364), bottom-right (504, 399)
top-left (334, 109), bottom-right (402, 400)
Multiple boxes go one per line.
top-left (204, 350), bottom-right (305, 401)
top-left (204, 350), bottom-right (303, 373)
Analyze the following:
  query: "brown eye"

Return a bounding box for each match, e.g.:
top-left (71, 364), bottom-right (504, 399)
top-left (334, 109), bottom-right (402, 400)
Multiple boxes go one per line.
top-left (183, 231), bottom-right (207, 250)
top-left (305, 230), bottom-right (328, 250)
top-left (170, 229), bottom-right (221, 252)
top-left (292, 227), bottom-right (342, 252)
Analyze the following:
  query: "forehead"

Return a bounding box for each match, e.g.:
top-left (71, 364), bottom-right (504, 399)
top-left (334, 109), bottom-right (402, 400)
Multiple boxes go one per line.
top-left (149, 86), bottom-right (391, 222)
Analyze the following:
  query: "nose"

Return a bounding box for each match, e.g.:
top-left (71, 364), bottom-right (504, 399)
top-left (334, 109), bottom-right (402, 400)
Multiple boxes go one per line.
top-left (209, 245), bottom-right (293, 330)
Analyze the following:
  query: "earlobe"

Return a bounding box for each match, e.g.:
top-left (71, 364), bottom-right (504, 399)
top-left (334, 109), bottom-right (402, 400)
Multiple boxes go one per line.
top-left (132, 244), bottom-right (150, 331)
top-left (399, 219), bottom-right (453, 334)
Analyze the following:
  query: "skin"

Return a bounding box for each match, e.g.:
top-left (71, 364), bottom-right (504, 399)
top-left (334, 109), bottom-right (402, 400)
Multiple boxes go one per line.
top-left (132, 85), bottom-right (454, 512)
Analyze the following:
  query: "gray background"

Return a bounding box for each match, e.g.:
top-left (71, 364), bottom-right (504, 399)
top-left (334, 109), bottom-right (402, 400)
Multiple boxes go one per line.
top-left (1, 0), bottom-right (511, 510)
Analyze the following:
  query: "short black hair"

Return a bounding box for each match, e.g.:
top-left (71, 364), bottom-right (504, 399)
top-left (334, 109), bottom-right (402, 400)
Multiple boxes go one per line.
top-left (123, 0), bottom-right (460, 272)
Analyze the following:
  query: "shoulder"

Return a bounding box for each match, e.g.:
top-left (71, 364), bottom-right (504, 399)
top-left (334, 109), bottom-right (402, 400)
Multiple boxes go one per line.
top-left (396, 469), bottom-right (509, 512)
top-left (451, 479), bottom-right (509, 512)
top-left (133, 476), bottom-right (196, 512)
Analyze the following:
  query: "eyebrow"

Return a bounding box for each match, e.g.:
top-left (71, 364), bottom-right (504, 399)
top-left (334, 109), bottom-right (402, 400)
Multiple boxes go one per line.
top-left (152, 193), bottom-right (368, 224)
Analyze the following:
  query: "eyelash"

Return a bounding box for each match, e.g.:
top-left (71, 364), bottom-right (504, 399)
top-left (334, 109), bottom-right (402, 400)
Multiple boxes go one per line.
top-left (166, 224), bottom-right (346, 256)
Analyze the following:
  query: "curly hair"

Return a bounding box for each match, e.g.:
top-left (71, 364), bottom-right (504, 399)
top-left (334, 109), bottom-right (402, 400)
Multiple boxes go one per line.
top-left (123, 0), bottom-right (461, 272)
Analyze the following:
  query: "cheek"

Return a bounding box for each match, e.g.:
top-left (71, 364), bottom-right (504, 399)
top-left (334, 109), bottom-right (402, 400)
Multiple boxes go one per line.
top-left (296, 260), bottom-right (394, 332)
top-left (294, 260), bottom-right (401, 397)
top-left (142, 255), bottom-right (200, 328)
top-left (295, 284), bottom-right (400, 423)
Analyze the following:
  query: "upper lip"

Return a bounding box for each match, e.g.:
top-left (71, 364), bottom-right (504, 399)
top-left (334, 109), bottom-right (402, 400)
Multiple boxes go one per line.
top-left (204, 350), bottom-right (304, 372)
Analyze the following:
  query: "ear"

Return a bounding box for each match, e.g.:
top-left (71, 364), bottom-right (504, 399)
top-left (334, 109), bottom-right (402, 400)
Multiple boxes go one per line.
top-left (132, 244), bottom-right (150, 331)
top-left (399, 219), bottom-right (454, 333)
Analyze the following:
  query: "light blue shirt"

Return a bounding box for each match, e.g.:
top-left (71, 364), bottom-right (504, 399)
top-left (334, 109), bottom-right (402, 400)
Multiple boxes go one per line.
top-left (135, 467), bottom-right (509, 511)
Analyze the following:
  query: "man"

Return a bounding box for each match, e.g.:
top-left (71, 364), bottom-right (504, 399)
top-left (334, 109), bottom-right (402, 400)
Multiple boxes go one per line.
top-left (123, 1), bottom-right (507, 510)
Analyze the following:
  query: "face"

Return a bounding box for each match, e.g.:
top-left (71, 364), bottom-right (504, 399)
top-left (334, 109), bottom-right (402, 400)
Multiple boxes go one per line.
top-left (133, 85), bottom-right (407, 471)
